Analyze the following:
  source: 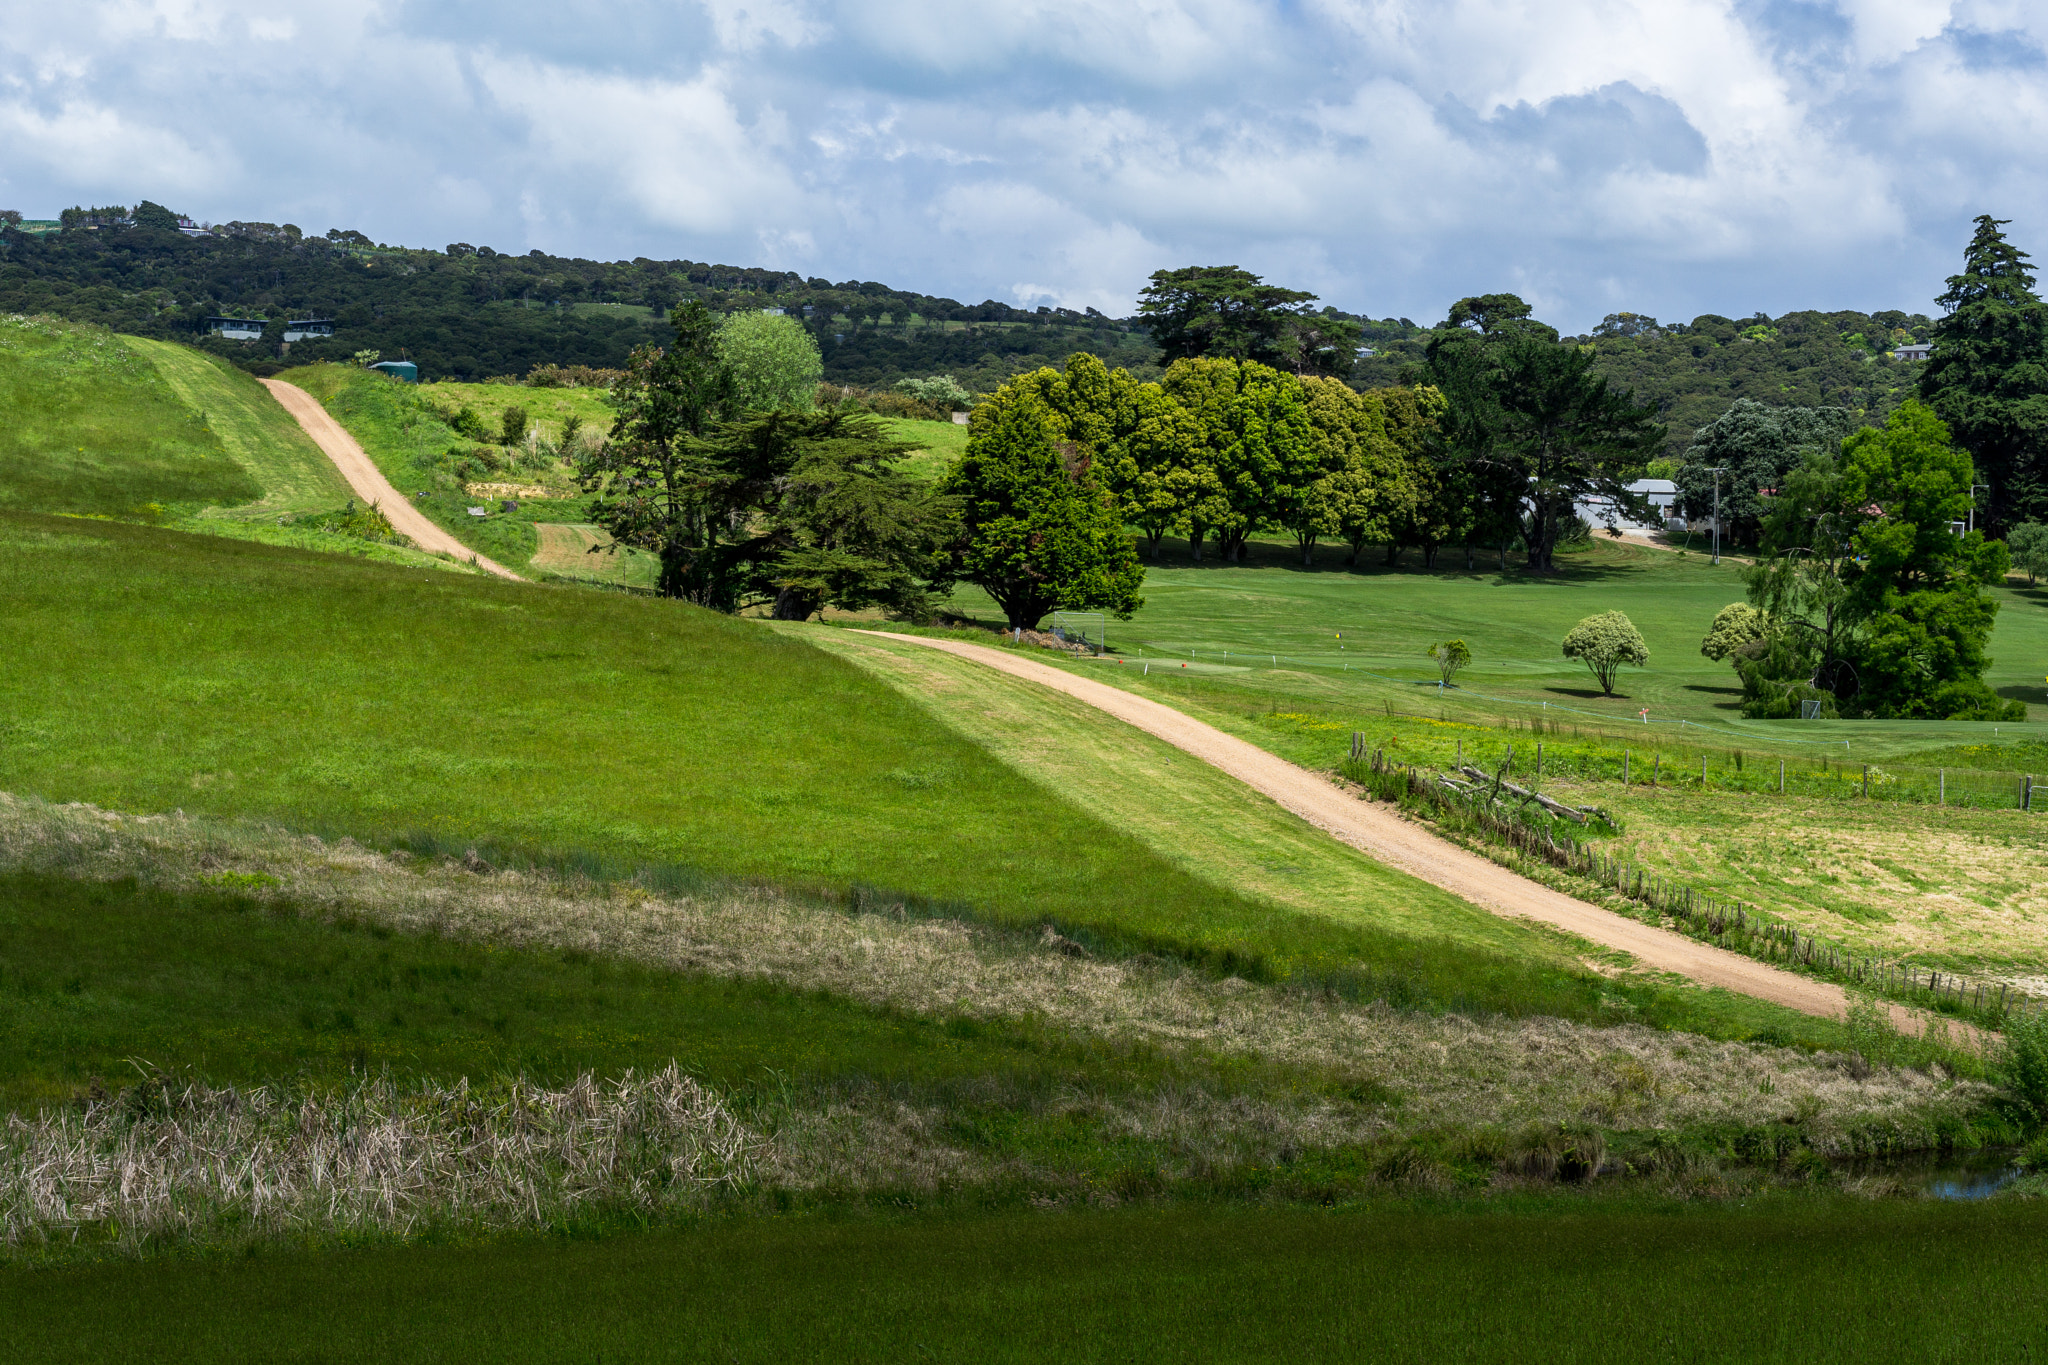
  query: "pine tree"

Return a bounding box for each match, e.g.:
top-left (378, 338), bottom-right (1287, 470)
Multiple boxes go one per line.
top-left (1918, 215), bottom-right (2048, 529)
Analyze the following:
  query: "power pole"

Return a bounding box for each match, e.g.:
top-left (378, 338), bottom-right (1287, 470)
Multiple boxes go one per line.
top-left (1707, 466), bottom-right (1729, 565)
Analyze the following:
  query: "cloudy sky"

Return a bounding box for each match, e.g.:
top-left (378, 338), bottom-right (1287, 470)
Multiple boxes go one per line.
top-left (3, 0), bottom-right (2044, 331)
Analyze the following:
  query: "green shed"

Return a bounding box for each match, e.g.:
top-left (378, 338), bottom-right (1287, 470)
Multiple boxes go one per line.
top-left (369, 360), bottom-right (419, 383)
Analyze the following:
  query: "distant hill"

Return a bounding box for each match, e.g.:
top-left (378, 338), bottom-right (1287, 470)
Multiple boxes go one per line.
top-left (1355, 310), bottom-right (1936, 457)
top-left (0, 212), bottom-right (1935, 453)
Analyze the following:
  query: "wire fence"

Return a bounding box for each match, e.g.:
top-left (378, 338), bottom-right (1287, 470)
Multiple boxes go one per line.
top-left (1365, 704), bottom-right (2047, 814)
top-left (1342, 744), bottom-right (2037, 1030)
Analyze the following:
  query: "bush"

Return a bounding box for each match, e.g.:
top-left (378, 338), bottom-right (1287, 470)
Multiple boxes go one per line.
top-left (1427, 640), bottom-right (1470, 686)
top-left (2000, 1008), bottom-right (2048, 1130)
top-left (896, 375), bottom-right (974, 410)
top-left (816, 383), bottom-right (949, 421)
top-left (525, 363), bottom-right (625, 389)
top-left (499, 405), bottom-right (528, 447)
top-left (1561, 611), bottom-right (1649, 696)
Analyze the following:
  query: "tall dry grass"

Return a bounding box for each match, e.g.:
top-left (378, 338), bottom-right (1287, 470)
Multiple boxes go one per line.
top-left (3, 1066), bottom-right (757, 1254)
top-left (0, 793), bottom-right (1987, 1149)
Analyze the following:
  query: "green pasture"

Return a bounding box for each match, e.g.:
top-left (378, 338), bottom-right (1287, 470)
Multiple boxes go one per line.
top-left (942, 529), bottom-right (2048, 758)
top-left (12, 1198), bottom-right (2048, 1363)
top-left (0, 315), bottom-right (258, 517)
top-left (129, 337), bottom-right (350, 519)
top-left (0, 510), bottom-right (1635, 1013)
top-left (884, 415), bottom-right (969, 480)
top-left (0, 318), bottom-right (467, 572)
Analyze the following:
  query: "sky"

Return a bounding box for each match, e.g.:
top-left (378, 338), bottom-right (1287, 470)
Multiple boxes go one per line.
top-left (2, 0), bottom-right (2044, 333)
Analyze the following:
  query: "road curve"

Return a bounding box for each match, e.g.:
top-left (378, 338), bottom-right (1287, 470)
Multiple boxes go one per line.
top-left (861, 631), bottom-right (1954, 1037)
top-left (259, 378), bottom-right (524, 581)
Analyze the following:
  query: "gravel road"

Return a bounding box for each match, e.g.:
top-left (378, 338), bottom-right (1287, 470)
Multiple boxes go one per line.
top-left (260, 378), bottom-right (524, 581)
top-left (864, 631), bottom-right (1959, 1037)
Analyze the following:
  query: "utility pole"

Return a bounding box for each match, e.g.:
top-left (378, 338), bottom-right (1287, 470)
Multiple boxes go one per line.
top-left (1707, 466), bottom-right (1729, 565)
top-left (1970, 484), bottom-right (1990, 534)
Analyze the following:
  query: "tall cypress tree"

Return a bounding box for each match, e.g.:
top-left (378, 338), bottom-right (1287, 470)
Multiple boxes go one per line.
top-left (1918, 215), bottom-right (2048, 529)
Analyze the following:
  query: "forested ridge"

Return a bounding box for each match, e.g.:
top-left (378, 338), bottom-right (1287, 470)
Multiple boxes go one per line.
top-left (0, 208), bottom-right (1932, 448)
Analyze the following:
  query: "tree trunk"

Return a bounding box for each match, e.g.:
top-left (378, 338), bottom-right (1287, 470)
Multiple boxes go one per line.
top-left (769, 587), bottom-right (818, 621)
top-left (1298, 534), bottom-right (1317, 566)
top-left (1464, 542), bottom-right (1475, 570)
top-left (1385, 542), bottom-right (1399, 566)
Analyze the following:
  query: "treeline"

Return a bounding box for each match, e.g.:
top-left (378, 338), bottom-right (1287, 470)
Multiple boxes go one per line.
top-left (0, 203), bottom-right (1166, 389)
top-left (1358, 308), bottom-right (1933, 456)
top-left (0, 198), bottom-right (1938, 441)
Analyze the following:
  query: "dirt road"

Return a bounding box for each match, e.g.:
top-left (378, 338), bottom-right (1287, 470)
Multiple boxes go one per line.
top-left (864, 631), bottom-right (1955, 1036)
top-left (259, 379), bottom-right (524, 581)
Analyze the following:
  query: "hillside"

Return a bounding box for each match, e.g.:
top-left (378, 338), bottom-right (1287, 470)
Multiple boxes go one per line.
top-left (0, 314), bottom-right (468, 571)
top-left (1, 217), bottom-right (1938, 454)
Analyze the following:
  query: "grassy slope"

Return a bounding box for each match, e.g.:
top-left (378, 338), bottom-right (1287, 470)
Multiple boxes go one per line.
top-left (279, 365), bottom-right (615, 574)
top-left (884, 415), bottom-right (968, 480)
top-left (0, 315), bottom-right (258, 516)
top-left (0, 870), bottom-right (1254, 1110)
top-left (796, 627), bottom-right (1560, 957)
top-left (0, 511), bottom-right (1568, 996)
top-left (129, 338), bottom-right (349, 518)
top-left (875, 626), bottom-right (2048, 989)
top-left (12, 1199), bottom-right (2048, 1363)
top-left (942, 531), bottom-right (2048, 744)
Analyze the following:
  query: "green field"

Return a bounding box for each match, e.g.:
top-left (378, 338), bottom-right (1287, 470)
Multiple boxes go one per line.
top-left (0, 509), bottom-right (1621, 1007)
top-left (0, 315), bottom-right (259, 516)
top-left (11, 1198), bottom-right (2048, 1363)
top-left (941, 530), bottom-right (2048, 753)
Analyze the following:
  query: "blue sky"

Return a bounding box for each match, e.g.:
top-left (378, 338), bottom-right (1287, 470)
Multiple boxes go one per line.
top-left (3, 0), bottom-right (2044, 332)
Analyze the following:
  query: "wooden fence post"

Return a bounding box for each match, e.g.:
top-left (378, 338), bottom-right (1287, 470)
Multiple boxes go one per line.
top-left (1862, 765), bottom-right (1869, 798)
top-left (1537, 743), bottom-right (1543, 776)
top-left (1624, 750), bottom-right (1630, 784)
top-left (1779, 759), bottom-right (1785, 794)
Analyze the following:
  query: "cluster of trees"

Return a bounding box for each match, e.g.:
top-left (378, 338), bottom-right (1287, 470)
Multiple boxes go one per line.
top-left (0, 206), bottom-right (1163, 389)
top-left (1698, 402), bottom-right (2023, 721)
top-left (1675, 217), bottom-right (2048, 722)
top-left (585, 303), bottom-right (1139, 629)
top-left (1358, 308), bottom-right (1931, 458)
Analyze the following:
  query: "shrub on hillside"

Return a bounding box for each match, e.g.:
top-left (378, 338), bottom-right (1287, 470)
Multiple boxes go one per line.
top-left (816, 382), bottom-right (950, 422)
top-left (524, 363), bottom-right (626, 389)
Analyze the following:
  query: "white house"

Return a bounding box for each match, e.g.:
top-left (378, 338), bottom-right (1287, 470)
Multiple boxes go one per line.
top-left (205, 316), bottom-right (265, 340)
top-left (1892, 342), bottom-right (1932, 361)
top-left (1576, 478), bottom-right (1683, 533)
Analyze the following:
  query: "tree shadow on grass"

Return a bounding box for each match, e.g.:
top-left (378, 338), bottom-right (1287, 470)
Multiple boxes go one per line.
top-left (1142, 535), bottom-right (1647, 585)
top-left (1545, 686), bottom-right (1629, 701)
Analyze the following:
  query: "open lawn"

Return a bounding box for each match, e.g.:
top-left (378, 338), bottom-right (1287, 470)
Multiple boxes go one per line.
top-left (11, 1198), bottom-right (2048, 1363)
top-left (942, 530), bottom-right (2048, 746)
top-left (529, 521), bottom-right (658, 589)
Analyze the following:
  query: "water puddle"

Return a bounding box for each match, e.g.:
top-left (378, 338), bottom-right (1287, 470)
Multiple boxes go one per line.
top-left (1841, 1148), bottom-right (2026, 1200)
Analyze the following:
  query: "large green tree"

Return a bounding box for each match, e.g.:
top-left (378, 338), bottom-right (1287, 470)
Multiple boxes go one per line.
top-left (1673, 400), bottom-right (1859, 549)
top-left (580, 301), bottom-right (738, 603)
top-left (1744, 402), bottom-right (2021, 720)
top-left (1157, 357), bottom-right (1316, 562)
top-left (750, 410), bottom-right (956, 621)
top-left (943, 388), bottom-right (1144, 629)
top-left (1918, 215), bottom-right (2048, 529)
top-left (716, 310), bottom-right (824, 412)
top-left (1425, 299), bottom-right (1665, 573)
top-left (1136, 267), bottom-right (1361, 375)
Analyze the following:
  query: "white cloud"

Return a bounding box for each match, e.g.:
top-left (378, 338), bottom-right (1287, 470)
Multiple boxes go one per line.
top-left (0, 0), bottom-right (2044, 328)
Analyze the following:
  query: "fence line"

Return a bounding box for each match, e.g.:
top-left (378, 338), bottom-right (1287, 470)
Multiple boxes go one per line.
top-left (1340, 740), bottom-right (2034, 1028)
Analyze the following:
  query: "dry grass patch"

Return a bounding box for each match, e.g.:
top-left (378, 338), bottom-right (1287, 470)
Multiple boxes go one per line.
top-left (0, 794), bottom-right (1988, 1154)
top-left (1553, 782), bottom-right (2048, 973)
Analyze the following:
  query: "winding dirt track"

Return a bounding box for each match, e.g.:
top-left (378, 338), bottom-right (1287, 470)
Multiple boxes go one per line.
top-left (862, 631), bottom-right (1949, 1035)
top-left (259, 379), bottom-right (524, 581)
